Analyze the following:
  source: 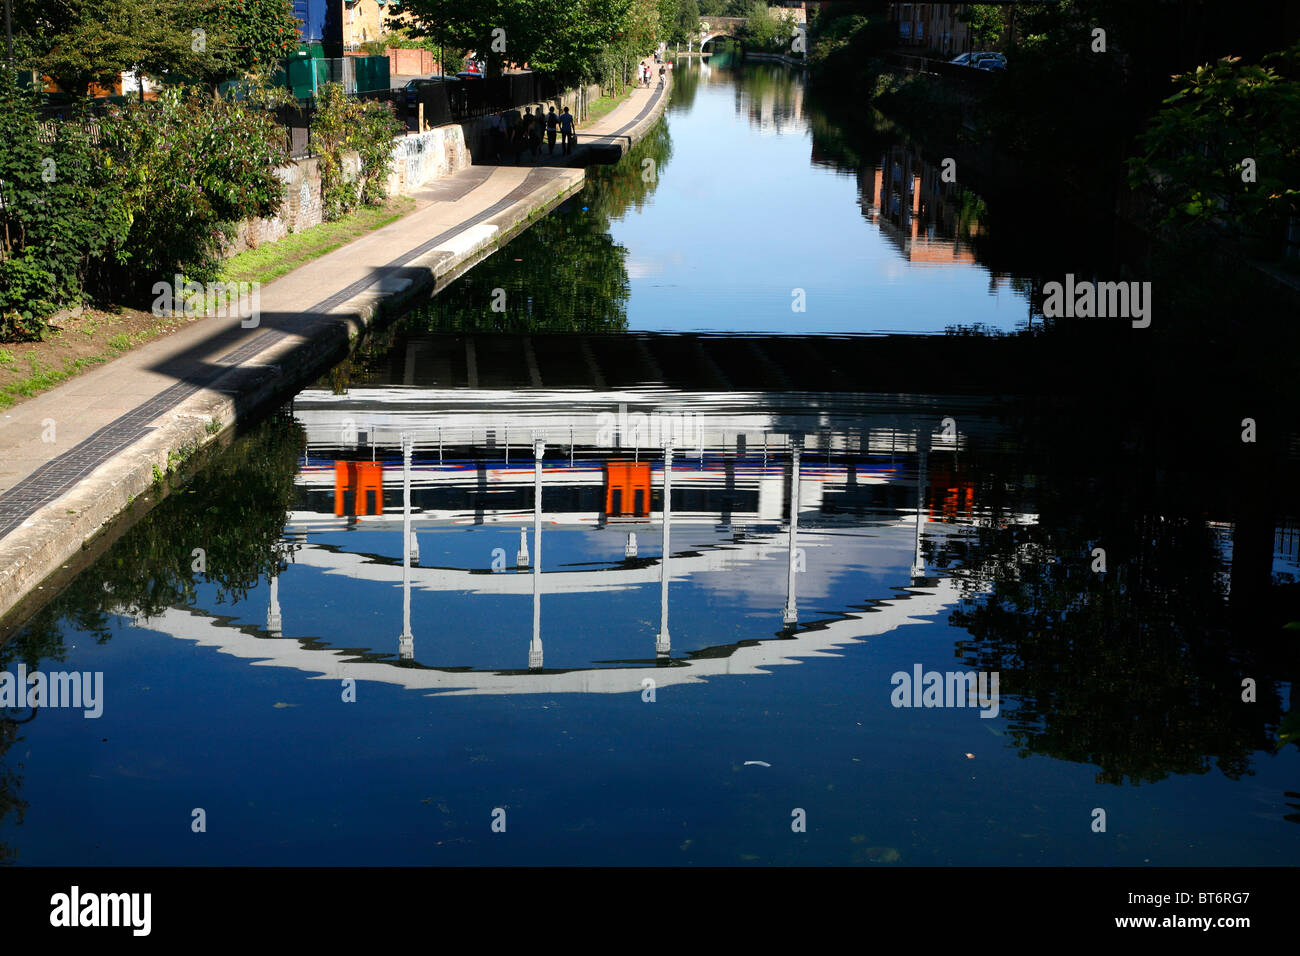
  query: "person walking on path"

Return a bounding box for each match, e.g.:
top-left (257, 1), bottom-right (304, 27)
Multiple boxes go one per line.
top-left (559, 106), bottom-right (575, 155)
top-left (545, 106), bottom-right (559, 155)
top-left (504, 106), bottom-right (521, 163)
top-left (529, 106), bottom-right (543, 158)
top-left (488, 112), bottom-right (506, 163)
top-left (516, 108), bottom-right (534, 163)
top-left (658, 64), bottom-right (666, 87)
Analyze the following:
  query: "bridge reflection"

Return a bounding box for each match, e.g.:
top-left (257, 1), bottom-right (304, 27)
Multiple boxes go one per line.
top-left (134, 387), bottom-right (1021, 692)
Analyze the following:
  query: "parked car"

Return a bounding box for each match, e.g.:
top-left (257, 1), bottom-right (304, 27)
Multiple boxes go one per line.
top-left (951, 51), bottom-right (1006, 70)
top-left (454, 72), bottom-right (485, 81)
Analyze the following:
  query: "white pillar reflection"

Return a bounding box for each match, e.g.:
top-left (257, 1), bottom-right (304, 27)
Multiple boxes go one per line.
top-left (399, 433), bottom-right (415, 660)
top-left (656, 442), bottom-right (673, 658)
top-left (529, 440), bottom-right (545, 670)
top-left (912, 432), bottom-right (928, 581)
top-left (266, 573), bottom-right (282, 636)
top-left (783, 444), bottom-right (801, 626)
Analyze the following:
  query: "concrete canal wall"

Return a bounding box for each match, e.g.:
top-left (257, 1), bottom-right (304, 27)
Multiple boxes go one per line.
top-left (222, 83), bottom-right (603, 257)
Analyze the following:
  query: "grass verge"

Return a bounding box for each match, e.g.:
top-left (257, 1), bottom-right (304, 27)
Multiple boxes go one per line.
top-left (584, 90), bottom-right (633, 125)
top-left (222, 197), bottom-right (417, 286)
top-left (1, 354), bottom-right (111, 409)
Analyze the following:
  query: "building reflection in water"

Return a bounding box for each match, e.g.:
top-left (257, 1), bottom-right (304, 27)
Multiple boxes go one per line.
top-left (863, 143), bottom-right (981, 267)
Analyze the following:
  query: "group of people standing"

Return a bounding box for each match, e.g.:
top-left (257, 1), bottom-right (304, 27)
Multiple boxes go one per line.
top-left (488, 105), bottom-right (575, 164)
top-left (486, 56), bottom-right (666, 165)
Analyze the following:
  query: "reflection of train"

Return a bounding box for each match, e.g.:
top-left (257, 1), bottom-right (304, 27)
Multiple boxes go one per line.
top-left (297, 453), bottom-right (991, 535)
top-left (297, 454), bottom-right (906, 529)
top-left (129, 389), bottom-right (1033, 681)
top-left (287, 386), bottom-right (1021, 533)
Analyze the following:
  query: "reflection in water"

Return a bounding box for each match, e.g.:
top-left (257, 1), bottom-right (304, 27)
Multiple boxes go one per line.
top-left (864, 144), bottom-right (978, 268)
top-left (3, 352), bottom-right (1298, 863)
top-left (386, 59), bottom-right (1042, 338)
top-left (131, 385), bottom-right (989, 688)
top-left (1, 55), bottom-right (1298, 866)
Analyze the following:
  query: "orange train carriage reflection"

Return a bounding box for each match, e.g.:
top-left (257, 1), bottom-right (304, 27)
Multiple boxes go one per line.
top-left (321, 452), bottom-right (979, 526)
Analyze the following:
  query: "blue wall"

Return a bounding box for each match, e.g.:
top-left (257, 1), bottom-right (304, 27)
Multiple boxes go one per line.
top-left (293, 0), bottom-right (341, 49)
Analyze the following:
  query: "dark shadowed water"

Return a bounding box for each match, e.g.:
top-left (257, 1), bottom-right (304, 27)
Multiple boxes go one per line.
top-left (1, 58), bottom-right (1297, 866)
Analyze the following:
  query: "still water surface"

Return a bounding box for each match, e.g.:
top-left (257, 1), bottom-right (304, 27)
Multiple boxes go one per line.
top-left (1, 59), bottom-right (1296, 866)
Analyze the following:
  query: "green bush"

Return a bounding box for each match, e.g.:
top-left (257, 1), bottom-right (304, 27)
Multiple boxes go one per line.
top-left (0, 74), bottom-right (294, 338)
top-left (0, 74), bottom-right (127, 338)
top-left (99, 85), bottom-right (291, 296)
top-left (1128, 42), bottom-right (1300, 254)
top-left (0, 256), bottom-right (58, 340)
top-left (311, 84), bottom-right (403, 220)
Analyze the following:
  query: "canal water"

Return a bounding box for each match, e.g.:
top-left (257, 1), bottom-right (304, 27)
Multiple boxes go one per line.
top-left (1, 59), bottom-right (1297, 866)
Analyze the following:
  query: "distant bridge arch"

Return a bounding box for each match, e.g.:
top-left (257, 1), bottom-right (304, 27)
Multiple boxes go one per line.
top-left (697, 16), bottom-right (747, 51)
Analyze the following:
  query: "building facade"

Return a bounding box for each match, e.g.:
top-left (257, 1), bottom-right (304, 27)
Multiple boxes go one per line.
top-left (341, 0), bottom-right (393, 49)
top-left (889, 3), bottom-right (975, 56)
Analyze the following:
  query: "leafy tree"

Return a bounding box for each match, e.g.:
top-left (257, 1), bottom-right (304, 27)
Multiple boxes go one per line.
top-left (671, 0), bottom-right (701, 45)
top-left (211, 0), bottom-right (303, 77)
top-left (13, 0), bottom-right (299, 95)
top-left (733, 1), bottom-right (796, 52)
top-left (0, 75), bottom-right (128, 338)
top-left (1127, 42), bottom-right (1300, 253)
top-left (697, 0), bottom-right (747, 15)
top-left (395, 0), bottom-right (616, 78)
top-left (311, 83), bottom-right (404, 220)
top-left (394, 0), bottom-right (666, 82)
top-left (98, 84), bottom-right (290, 294)
top-left (17, 0), bottom-right (224, 96)
top-left (958, 3), bottom-right (1003, 49)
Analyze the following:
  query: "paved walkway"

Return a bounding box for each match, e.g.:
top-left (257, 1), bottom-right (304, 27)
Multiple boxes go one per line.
top-left (0, 68), bottom-right (671, 627)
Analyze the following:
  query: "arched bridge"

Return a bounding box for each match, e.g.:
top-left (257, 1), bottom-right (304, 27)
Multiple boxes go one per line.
top-left (698, 16), bottom-right (747, 51)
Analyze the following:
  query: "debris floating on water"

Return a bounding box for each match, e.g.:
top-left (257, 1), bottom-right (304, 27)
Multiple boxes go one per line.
top-left (743, 760), bottom-right (771, 767)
